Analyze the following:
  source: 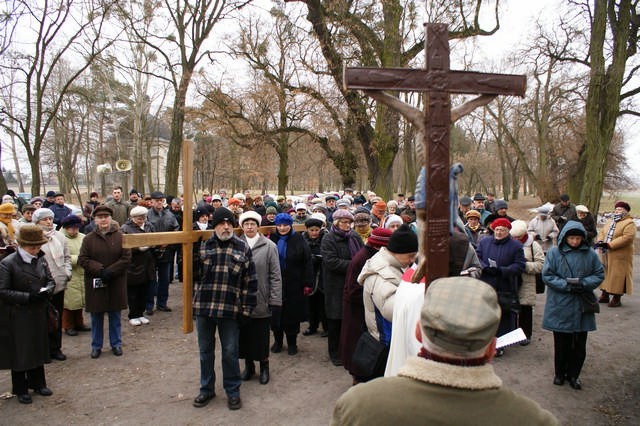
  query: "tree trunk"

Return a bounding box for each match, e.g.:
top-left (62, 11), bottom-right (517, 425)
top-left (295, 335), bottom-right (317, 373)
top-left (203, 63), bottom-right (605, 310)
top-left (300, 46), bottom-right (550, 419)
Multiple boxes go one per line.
top-left (569, 0), bottom-right (632, 214)
top-left (165, 82), bottom-right (187, 196)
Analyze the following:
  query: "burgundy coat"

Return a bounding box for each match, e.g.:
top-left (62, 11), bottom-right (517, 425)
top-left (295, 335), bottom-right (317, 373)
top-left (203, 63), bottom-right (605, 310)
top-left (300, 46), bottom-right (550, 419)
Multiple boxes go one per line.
top-left (339, 245), bottom-right (379, 375)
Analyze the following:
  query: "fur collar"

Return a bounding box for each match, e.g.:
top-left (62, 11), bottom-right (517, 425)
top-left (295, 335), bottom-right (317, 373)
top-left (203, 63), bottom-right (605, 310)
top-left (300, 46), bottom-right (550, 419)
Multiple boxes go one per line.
top-left (397, 356), bottom-right (502, 390)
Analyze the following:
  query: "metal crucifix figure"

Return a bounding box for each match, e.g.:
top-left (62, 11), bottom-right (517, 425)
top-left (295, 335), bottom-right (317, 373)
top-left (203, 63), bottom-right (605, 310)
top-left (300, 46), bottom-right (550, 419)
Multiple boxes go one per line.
top-left (344, 23), bottom-right (526, 285)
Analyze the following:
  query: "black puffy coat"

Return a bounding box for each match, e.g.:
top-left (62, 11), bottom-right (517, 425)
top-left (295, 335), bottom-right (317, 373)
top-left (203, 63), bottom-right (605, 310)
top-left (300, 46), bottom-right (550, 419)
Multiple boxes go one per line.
top-left (321, 230), bottom-right (363, 319)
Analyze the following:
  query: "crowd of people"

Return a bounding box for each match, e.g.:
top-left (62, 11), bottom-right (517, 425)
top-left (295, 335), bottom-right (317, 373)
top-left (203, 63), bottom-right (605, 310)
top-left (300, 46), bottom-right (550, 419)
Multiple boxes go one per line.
top-left (0, 186), bottom-right (634, 419)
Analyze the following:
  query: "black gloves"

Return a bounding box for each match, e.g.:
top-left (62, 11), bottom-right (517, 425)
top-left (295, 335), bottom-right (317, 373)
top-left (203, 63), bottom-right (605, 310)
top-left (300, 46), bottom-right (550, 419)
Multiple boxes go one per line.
top-left (482, 267), bottom-right (500, 276)
top-left (29, 291), bottom-right (49, 303)
top-left (566, 278), bottom-right (584, 294)
top-left (100, 269), bottom-right (114, 282)
top-left (534, 234), bottom-right (542, 241)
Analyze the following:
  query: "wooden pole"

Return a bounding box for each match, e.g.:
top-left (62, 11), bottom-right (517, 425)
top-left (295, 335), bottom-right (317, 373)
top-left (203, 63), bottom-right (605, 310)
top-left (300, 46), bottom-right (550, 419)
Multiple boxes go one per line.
top-left (181, 140), bottom-right (194, 333)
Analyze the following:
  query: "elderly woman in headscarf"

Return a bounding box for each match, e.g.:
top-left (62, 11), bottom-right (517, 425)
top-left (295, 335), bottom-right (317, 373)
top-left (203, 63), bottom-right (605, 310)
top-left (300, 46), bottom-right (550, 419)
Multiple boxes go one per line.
top-left (269, 213), bottom-right (312, 355)
top-left (527, 206), bottom-right (559, 253)
top-left (32, 208), bottom-right (71, 361)
top-left (596, 201), bottom-right (635, 307)
top-left (321, 209), bottom-right (364, 366)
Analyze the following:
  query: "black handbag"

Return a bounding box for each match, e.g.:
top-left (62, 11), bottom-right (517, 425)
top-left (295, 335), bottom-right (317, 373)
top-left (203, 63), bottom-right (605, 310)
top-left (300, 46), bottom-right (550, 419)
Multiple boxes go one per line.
top-left (47, 302), bottom-right (59, 333)
top-left (351, 330), bottom-right (389, 379)
top-left (580, 291), bottom-right (600, 314)
top-left (531, 246), bottom-right (545, 294)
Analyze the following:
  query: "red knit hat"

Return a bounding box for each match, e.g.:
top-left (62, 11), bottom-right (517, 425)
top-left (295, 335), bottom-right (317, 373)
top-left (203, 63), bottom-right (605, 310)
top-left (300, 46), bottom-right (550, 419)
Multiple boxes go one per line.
top-left (490, 217), bottom-right (512, 230)
top-left (367, 227), bottom-right (392, 248)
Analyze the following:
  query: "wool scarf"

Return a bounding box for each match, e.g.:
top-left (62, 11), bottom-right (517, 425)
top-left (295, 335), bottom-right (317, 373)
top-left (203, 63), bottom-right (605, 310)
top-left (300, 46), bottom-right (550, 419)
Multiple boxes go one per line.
top-left (275, 230), bottom-right (293, 271)
top-left (331, 224), bottom-right (361, 257)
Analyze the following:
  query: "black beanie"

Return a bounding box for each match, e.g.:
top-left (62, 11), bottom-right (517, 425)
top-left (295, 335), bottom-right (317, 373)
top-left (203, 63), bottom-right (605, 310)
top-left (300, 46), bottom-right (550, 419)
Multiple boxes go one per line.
top-left (211, 207), bottom-right (235, 228)
top-left (387, 224), bottom-right (419, 253)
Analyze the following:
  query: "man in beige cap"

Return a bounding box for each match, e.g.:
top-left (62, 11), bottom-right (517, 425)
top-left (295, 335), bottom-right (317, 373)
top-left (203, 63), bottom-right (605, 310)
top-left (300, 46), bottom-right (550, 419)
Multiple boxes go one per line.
top-left (332, 276), bottom-right (558, 426)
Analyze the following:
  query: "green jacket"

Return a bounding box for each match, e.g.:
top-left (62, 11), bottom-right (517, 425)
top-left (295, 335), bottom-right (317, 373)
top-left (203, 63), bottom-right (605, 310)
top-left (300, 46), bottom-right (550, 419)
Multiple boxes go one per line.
top-left (332, 357), bottom-right (558, 426)
top-left (63, 232), bottom-right (85, 310)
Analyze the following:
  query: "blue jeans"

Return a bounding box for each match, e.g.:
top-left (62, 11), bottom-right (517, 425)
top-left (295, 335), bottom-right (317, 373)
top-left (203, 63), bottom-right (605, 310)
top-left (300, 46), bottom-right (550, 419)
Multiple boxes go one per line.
top-left (147, 262), bottom-right (170, 310)
top-left (91, 311), bottom-right (122, 350)
top-left (195, 316), bottom-right (241, 398)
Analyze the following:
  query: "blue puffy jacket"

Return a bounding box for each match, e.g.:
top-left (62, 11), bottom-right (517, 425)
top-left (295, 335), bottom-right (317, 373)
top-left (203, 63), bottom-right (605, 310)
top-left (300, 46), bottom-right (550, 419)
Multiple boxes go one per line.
top-left (542, 221), bottom-right (604, 332)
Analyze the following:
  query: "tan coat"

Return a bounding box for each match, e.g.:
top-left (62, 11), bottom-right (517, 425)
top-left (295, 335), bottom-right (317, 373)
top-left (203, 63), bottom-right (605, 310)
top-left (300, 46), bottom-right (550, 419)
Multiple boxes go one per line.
top-left (332, 356), bottom-right (559, 426)
top-left (520, 238), bottom-right (545, 306)
top-left (597, 217), bottom-right (635, 295)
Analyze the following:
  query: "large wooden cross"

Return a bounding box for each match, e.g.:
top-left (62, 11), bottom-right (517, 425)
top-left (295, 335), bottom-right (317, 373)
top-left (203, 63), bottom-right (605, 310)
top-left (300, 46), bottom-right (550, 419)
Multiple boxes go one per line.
top-left (344, 23), bottom-right (526, 284)
top-left (122, 142), bottom-right (305, 333)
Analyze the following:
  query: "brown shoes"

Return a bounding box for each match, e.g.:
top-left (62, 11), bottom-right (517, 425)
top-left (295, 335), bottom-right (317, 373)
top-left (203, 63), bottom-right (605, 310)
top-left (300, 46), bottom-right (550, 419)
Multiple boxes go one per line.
top-left (608, 295), bottom-right (622, 307)
top-left (598, 291), bottom-right (610, 304)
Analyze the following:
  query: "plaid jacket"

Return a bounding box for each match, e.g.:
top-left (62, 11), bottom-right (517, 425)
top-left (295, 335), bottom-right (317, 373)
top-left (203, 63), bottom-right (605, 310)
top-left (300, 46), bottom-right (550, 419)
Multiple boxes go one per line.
top-left (193, 234), bottom-right (257, 319)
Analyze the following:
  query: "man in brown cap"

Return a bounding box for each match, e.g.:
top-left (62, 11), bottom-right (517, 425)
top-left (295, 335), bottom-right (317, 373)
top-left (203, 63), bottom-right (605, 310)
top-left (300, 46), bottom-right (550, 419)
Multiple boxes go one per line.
top-left (332, 277), bottom-right (558, 426)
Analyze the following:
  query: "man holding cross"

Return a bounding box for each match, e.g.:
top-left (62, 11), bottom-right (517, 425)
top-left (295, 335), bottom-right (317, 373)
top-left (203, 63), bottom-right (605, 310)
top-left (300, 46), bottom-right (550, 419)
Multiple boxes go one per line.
top-left (192, 207), bottom-right (258, 410)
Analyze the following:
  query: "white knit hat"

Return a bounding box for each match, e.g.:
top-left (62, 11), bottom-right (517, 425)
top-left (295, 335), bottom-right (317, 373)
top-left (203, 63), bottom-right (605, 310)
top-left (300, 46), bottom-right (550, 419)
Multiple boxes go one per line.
top-left (509, 220), bottom-right (528, 238)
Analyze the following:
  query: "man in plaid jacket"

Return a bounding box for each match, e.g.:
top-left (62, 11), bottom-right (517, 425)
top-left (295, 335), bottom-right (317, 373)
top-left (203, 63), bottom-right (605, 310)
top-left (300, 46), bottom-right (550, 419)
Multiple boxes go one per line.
top-left (192, 207), bottom-right (257, 411)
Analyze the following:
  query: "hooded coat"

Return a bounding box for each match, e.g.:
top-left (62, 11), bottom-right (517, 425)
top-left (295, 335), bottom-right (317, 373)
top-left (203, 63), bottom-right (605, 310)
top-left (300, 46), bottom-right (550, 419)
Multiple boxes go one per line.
top-left (79, 222), bottom-right (131, 313)
top-left (542, 221), bottom-right (604, 333)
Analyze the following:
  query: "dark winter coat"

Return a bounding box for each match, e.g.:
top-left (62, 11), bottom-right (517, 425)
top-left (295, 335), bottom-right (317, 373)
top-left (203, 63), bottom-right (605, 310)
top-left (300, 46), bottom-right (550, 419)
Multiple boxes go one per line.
top-left (476, 234), bottom-right (526, 292)
top-left (340, 245), bottom-right (379, 373)
top-left (542, 221), bottom-right (604, 332)
top-left (120, 220), bottom-right (156, 286)
top-left (147, 207), bottom-right (179, 263)
top-left (0, 251), bottom-right (55, 370)
top-left (577, 212), bottom-right (597, 245)
top-left (321, 230), bottom-right (364, 319)
top-left (270, 230), bottom-right (313, 327)
top-left (79, 223), bottom-right (131, 313)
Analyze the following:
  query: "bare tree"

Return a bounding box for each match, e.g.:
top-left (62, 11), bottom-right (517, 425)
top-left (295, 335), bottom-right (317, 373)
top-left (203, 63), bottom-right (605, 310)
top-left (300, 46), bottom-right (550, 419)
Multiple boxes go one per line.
top-left (0, 0), bottom-right (117, 196)
top-left (555, 0), bottom-right (639, 212)
top-left (121, 0), bottom-right (252, 196)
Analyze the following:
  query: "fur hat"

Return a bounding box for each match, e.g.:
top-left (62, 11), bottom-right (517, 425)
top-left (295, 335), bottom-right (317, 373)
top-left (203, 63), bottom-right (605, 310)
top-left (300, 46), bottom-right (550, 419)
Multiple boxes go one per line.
top-left (387, 224), bottom-right (418, 253)
top-left (384, 214), bottom-right (403, 229)
top-left (239, 210), bottom-right (262, 227)
top-left (421, 277), bottom-right (500, 355)
top-left (228, 198), bottom-right (241, 206)
top-left (367, 227), bottom-right (392, 249)
top-left (17, 224), bottom-right (49, 246)
top-left (211, 207), bottom-right (235, 228)
top-left (509, 220), bottom-right (528, 238)
top-left (465, 209), bottom-right (481, 219)
top-left (32, 208), bottom-right (54, 223)
top-left (304, 218), bottom-right (324, 229)
top-left (0, 203), bottom-right (15, 214)
top-left (295, 203), bottom-right (308, 212)
top-left (336, 199), bottom-right (351, 209)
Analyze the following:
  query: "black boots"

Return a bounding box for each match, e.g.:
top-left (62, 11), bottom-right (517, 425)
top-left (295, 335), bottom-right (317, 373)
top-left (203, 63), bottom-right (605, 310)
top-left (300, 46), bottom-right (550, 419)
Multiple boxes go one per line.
top-left (608, 294), bottom-right (622, 307)
top-left (271, 331), bottom-right (283, 353)
top-left (259, 361), bottom-right (269, 385)
top-left (286, 334), bottom-right (298, 355)
top-left (241, 360), bottom-right (255, 381)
